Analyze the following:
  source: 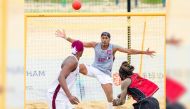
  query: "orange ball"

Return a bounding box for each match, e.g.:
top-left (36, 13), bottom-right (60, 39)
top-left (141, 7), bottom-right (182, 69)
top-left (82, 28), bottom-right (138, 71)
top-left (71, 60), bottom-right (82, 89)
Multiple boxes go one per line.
top-left (72, 0), bottom-right (81, 10)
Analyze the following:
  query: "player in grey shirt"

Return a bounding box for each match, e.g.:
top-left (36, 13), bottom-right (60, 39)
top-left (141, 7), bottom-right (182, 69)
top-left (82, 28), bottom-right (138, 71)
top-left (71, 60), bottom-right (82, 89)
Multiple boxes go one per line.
top-left (56, 30), bottom-right (155, 109)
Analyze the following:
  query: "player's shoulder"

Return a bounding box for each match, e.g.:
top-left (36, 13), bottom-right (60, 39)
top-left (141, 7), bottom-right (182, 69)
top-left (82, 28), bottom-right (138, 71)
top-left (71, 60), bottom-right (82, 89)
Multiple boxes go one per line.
top-left (114, 44), bottom-right (122, 48)
top-left (61, 55), bottom-right (78, 69)
top-left (92, 41), bottom-right (98, 47)
top-left (112, 44), bottom-right (121, 51)
top-left (65, 55), bottom-right (78, 65)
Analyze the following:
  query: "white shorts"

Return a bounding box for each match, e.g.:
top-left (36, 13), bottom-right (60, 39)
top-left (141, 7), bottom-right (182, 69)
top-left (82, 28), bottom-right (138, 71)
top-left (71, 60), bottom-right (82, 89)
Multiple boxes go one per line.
top-left (47, 91), bottom-right (74, 109)
top-left (84, 64), bottom-right (112, 84)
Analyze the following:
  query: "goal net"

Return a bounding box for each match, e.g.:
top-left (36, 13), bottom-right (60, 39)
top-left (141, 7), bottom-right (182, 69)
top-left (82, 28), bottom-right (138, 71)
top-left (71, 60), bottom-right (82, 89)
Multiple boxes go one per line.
top-left (25, 13), bottom-right (166, 109)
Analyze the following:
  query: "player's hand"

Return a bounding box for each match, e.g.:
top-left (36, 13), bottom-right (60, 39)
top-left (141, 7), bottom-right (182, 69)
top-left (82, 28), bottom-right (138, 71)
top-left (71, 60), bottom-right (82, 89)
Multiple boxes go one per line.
top-left (113, 98), bottom-right (124, 106)
top-left (145, 48), bottom-right (156, 57)
top-left (166, 37), bottom-right (182, 46)
top-left (68, 95), bottom-right (80, 105)
top-left (55, 29), bottom-right (66, 39)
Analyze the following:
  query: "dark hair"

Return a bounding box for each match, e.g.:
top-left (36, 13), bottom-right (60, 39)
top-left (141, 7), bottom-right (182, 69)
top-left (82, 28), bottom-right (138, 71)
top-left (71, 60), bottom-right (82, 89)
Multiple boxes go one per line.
top-left (101, 32), bottom-right (111, 38)
top-left (119, 61), bottom-right (134, 80)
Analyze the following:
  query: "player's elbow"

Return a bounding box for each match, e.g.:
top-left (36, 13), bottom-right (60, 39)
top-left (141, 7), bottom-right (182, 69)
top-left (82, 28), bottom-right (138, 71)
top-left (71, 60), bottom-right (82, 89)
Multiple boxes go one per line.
top-left (58, 72), bottom-right (66, 82)
top-left (58, 75), bottom-right (62, 83)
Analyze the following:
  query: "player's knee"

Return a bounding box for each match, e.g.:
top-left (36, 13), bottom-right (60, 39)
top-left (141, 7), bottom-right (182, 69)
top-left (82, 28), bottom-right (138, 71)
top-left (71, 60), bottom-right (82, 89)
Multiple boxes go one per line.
top-left (79, 64), bottom-right (87, 75)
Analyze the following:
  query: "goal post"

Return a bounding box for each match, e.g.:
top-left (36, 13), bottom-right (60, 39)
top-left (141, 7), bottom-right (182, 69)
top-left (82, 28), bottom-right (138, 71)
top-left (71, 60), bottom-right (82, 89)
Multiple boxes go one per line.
top-left (24, 12), bottom-right (166, 109)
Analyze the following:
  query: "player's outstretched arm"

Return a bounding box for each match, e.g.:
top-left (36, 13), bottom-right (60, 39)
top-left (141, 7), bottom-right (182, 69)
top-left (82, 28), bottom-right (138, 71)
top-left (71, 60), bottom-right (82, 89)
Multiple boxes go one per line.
top-left (55, 29), bottom-right (97, 48)
top-left (113, 78), bottom-right (131, 106)
top-left (114, 45), bottom-right (156, 57)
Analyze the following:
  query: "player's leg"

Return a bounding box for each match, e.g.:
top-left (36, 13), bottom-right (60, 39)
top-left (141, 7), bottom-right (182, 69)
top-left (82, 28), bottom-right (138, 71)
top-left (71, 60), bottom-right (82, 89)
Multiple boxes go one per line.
top-left (101, 83), bottom-right (113, 102)
top-left (95, 71), bottom-right (113, 109)
top-left (80, 65), bottom-right (114, 109)
top-left (79, 64), bottom-right (88, 75)
top-left (133, 97), bottom-right (160, 109)
top-left (101, 83), bottom-right (113, 109)
top-left (79, 64), bottom-right (96, 77)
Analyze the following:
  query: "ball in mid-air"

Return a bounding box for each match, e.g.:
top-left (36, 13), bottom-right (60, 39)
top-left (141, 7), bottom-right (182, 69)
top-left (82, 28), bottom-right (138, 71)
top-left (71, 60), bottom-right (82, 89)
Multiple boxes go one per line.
top-left (72, 0), bottom-right (81, 10)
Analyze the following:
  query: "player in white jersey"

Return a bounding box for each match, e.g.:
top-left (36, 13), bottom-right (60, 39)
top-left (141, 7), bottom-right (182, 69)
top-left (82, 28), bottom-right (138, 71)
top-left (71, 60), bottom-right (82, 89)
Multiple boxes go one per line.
top-left (47, 40), bottom-right (84, 109)
top-left (56, 29), bottom-right (155, 109)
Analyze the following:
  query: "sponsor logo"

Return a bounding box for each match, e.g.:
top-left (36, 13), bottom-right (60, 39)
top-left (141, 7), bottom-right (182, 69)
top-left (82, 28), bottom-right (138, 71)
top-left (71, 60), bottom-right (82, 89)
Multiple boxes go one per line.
top-left (26, 70), bottom-right (46, 77)
top-left (107, 50), bottom-right (112, 55)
